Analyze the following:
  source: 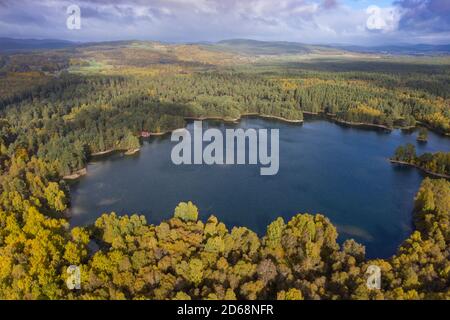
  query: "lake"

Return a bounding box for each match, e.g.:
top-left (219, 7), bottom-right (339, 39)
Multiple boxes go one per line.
top-left (69, 118), bottom-right (450, 258)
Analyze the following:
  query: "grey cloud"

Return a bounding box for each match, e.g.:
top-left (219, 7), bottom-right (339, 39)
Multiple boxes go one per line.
top-left (0, 10), bottom-right (49, 25)
top-left (395, 0), bottom-right (450, 32)
top-left (321, 0), bottom-right (339, 10)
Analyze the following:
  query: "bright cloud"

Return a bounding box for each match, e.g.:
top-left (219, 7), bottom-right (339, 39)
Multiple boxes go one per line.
top-left (366, 5), bottom-right (401, 32)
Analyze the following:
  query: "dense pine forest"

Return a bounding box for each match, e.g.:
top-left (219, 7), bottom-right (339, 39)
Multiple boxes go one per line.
top-left (1, 42), bottom-right (449, 175)
top-left (0, 41), bottom-right (449, 299)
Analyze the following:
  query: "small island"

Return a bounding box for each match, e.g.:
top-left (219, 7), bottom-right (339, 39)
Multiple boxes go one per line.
top-left (417, 128), bottom-right (428, 143)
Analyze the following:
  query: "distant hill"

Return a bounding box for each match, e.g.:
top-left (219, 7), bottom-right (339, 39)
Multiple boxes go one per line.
top-left (330, 44), bottom-right (450, 55)
top-left (207, 39), bottom-right (317, 55)
top-left (205, 39), bottom-right (450, 56)
top-left (1, 37), bottom-right (449, 57)
top-left (0, 38), bottom-right (76, 52)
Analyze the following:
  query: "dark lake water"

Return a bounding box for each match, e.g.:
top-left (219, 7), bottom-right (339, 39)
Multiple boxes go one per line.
top-left (69, 118), bottom-right (450, 258)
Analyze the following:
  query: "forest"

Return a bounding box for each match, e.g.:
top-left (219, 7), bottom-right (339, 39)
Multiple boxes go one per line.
top-left (0, 41), bottom-right (449, 299)
top-left (0, 42), bottom-right (449, 176)
top-left (0, 171), bottom-right (448, 299)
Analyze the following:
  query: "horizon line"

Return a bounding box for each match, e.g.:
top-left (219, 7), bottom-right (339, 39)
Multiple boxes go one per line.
top-left (1, 37), bottom-right (450, 48)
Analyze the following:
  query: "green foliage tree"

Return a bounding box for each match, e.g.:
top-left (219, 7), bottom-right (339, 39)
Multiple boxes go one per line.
top-left (174, 201), bottom-right (199, 222)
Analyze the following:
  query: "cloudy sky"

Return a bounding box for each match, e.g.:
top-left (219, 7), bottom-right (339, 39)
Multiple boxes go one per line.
top-left (0, 0), bottom-right (449, 45)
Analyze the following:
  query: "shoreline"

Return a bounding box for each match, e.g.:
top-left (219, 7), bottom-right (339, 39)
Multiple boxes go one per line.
top-left (303, 111), bottom-right (392, 130)
top-left (141, 126), bottom-right (188, 137)
top-left (416, 121), bottom-right (450, 137)
top-left (91, 149), bottom-right (116, 156)
top-left (302, 111), bottom-right (320, 116)
top-left (184, 113), bottom-right (304, 124)
top-left (124, 148), bottom-right (140, 155)
top-left (302, 110), bottom-right (450, 136)
top-left (91, 147), bottom-right (141, 157)
top-left (389, 159), bottom-right (450, 179)
top-left (63, 168), bottom-right (87, 180)
top-left (64, 148), bottom-right (141, 180)
top-left (331, 118), bottom-right (392, 131)
top-left (256, 114), bottom-right (303, 124)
